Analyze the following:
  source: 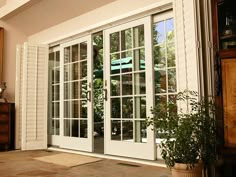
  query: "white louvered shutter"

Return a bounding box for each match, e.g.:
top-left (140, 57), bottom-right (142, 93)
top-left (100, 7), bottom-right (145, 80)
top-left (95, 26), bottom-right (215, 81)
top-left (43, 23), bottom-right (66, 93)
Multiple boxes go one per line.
top-left (174, 0), bottom-right (199, 92)
top-left (16, 43), bottom-right (48, 150)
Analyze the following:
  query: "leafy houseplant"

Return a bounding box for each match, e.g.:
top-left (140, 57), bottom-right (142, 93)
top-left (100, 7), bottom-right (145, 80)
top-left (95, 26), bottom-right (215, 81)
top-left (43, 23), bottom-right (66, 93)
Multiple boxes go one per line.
top-left (147, 90), bottom-right (217, 172)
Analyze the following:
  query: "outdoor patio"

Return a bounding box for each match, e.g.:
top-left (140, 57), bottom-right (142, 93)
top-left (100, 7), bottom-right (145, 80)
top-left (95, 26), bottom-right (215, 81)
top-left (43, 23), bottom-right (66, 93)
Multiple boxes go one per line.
top-left (0, 150), bottom-right (171, 177)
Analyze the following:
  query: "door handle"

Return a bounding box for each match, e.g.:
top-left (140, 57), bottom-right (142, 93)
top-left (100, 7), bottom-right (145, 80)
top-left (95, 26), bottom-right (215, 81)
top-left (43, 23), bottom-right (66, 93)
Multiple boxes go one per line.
top-left (103, 89), bottom-right (107, 101)
top-left (86, 90), bottom-right (91, 101)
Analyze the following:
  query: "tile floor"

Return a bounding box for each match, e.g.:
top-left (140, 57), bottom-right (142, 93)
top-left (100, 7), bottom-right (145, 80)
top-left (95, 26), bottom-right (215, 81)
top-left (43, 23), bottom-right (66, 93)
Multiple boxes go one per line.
top-left (0, 150), bottom-right (171, 177)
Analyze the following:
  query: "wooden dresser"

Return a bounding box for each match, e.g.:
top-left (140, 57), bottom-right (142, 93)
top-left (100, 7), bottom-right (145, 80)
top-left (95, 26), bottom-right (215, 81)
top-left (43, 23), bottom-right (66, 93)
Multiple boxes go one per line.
top-left (0, 103), bottom-right (15, 150)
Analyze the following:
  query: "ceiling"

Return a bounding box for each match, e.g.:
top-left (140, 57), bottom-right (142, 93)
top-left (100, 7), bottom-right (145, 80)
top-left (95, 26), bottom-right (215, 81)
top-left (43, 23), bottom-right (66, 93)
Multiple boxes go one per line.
top-left (4, 0), bottom-right (117, 36)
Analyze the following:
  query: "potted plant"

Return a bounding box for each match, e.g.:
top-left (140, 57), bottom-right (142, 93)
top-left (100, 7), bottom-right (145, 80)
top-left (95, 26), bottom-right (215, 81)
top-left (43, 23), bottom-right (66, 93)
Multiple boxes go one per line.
top-left (147, 90), bottom-right (217, 177)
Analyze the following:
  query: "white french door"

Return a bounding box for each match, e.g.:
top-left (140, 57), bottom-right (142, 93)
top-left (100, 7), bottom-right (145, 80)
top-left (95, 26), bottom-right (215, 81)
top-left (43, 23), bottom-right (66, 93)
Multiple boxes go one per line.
top-left (48, 36), bottom-right (93, 152)
top-left (104, 16), bottom-right (155, 160)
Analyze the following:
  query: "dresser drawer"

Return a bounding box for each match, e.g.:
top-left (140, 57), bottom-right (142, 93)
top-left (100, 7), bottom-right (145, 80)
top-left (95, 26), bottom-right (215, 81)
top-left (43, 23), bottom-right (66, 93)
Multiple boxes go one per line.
top-left (0, 104), bottom-right (9, 113)
top-left (0, 134), bottom-right (9, 144)
top-left (0, 124), bottom-right (8, 133)
top-left (0, 114), bottom-right (8, 123)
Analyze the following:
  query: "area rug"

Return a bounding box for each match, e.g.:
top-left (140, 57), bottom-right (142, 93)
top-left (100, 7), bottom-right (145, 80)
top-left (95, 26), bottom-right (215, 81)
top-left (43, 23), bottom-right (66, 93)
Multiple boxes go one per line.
top-left (34, 153), bottom-right (101, 167)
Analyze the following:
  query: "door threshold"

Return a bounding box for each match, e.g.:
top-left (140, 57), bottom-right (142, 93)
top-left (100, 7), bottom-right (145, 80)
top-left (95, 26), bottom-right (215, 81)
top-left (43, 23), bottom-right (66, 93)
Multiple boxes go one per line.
top-left (47, 147), bottom-right (166, 168)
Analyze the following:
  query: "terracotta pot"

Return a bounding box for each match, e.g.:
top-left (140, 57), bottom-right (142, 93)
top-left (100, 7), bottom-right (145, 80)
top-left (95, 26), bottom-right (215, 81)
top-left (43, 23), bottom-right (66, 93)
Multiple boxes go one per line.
top-left (171, 162), bottom-right (203, 177)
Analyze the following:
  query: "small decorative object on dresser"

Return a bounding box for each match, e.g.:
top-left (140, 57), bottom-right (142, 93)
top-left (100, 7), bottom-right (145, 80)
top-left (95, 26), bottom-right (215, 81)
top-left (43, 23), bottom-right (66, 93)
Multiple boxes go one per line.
top-left (0, 103), bottom-right (15, 150)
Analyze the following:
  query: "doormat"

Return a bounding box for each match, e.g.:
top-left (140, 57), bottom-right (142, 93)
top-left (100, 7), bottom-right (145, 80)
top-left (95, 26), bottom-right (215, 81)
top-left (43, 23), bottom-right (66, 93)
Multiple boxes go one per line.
top-left (34, 153), bottom-right (102, 167)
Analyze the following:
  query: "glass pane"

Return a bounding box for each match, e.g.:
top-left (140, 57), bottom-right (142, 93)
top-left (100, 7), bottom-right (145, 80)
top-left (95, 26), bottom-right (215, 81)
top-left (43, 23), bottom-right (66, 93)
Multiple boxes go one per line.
top-left (80, 100), bottom-right (87, 118)
top-left (64, 119), bottom-right (70, 136)
top-left (121, 28), bottom-right (132, 50)
top-left (155, 70), bottom-right (166, 93)
top-left (71, 119), bottom-right (79, 137)
top-left (122, 74), bottom-right (132, 95)
top-left (134, 72), bottom-right (146, 94)
top-left (122, 97), bottom-right (133, 118)
top-left (167, 44), bottom-right (175, 67)
top-left (54, 85), bottom-right (60, 101)
top-left (72, 44), bottom-right (79, 62)
top-left (121, 51), bottom-right (132, 58)
top-left (54, 102), bottom-right (60, 118)
top-left (122, 120), bottom-right (133, 141)
top-left (155, 95), bottom-right (167, 106)
top-left (110, 32), bottom-right (120, 53)
top-left (55, 51), bottom-right (60, 67)
top-left (80, 42), bottom-right (87, 60)
top-left (64, 47), bottom-right (70, 64)
top-left (153, 21), bottom-right (165, 45)
top-left (133, 25), bottom-right (144, 47)
top-left (111, 53), bottom-right (120, 75)
top-left (64, 101), bottom-right (70, 118)
top-left (111, 120), bottom-right (121, 140)
top-left (72, 100), bottom-right (79, 118)
top-left (111, 76), bottom-right (120, 96)
top-left (51, 102), bottom-right (54, 118)
top-left (134, 97), bottom-right (146, 118)
top-left (111, 98), bottom-right (121, 118)
top-left (64, 83), bottom-right (69, 99)
top-left (81, 61), bottom-right (87, 79)
top-left (168, 69), bottom-right (177, 93)
top-left (154, 45), bottom-right (166, 69)
top-left (72, 63), bottom-right (78, 80)
top-left (71, 81), bottom-right (79, 99)
top-left (134, 120), bottom-right (147, 143)
top-left (166, 18), bottom-right (174, 42)
top-left (81, 80), bottom-right (87, 99)
top-left (49, 119), bottom-right (53, 135)
top-left (134, 49), bottom-right (145, 71)
top-left (121, 53), bottom-right (132, 73)
top-left (64, 65), bottom-right (70, 81)
top-left (54, 69), bottom-right (60, 84)
top-left (49, 52), bottom-right (54, 65)
top-left (55, 119), bottom-right (60, 135)
top-left (80, 120), bottom-right (87, 138)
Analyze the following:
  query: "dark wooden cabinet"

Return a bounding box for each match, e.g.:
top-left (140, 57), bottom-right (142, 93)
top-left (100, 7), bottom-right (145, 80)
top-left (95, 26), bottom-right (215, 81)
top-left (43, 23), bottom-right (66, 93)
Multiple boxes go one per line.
top-left (0, 103), bottom-right (15, 150)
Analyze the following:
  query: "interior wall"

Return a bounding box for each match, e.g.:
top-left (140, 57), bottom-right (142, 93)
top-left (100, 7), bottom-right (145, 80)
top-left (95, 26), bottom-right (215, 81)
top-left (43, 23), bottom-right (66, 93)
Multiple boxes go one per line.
top-left (0, 20), bottom-right (26, 102)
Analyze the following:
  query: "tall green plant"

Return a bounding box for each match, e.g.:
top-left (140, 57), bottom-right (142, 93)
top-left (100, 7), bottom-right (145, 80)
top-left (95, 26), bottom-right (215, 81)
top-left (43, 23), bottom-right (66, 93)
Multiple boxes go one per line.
top-left (147, 90), bottom-right (217, 169)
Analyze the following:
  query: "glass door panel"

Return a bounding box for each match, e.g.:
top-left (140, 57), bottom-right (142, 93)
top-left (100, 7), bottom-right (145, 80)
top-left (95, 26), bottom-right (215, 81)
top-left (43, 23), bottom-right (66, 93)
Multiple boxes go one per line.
top-left (50, 35), bottom-right (93, 152)
top-left (104, 16), bottom-right (155, 160)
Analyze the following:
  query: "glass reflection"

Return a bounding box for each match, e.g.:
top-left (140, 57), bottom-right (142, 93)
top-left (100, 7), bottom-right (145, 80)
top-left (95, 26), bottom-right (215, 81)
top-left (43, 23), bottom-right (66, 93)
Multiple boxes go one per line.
top-left (122, 97), bottom-right (133, 118)
top-left (80, 42), bottom-right (87, 60)
top-left (64, 119), bottom-right (70, 136)
top-left (122, 120), bottom-right (133, 141)
top-left (155, 70), bottom-right (166, 93)
top-left (121, 28), bottom-right (132, 51)
top-left (134, 49), bottom-right (145, 71)
top-left (168, 69), bottom-right (177, 93)
top-left (111, 76), bottom-right (120, 96)
top-left (134, 97), bottom-right (146, 118)
top-left (80, 120), bottom-right (87, 138)
top-left (153, 21), bottom-right (165, 45)
top-left (155, 95), bottom-right (167, 106)
top-left (133, 25), bottom-right (144, 47)
top-left (122, 74), bottom-right (132, 95)
top-left (134, 73), bottom-right (146, 94)
top-left (167, 44), bottom-right (175, 67)
top-left (134, 120), bottom-right (147, 143)
top-left (110, 32), bottom-right (120, 53)
top-left (154, 45), bottom-right (166, 69)
top-left (111, 120), bottom-right (121, 140)
top-left (71, 119), bottom-right (79, 137)
top-left (72, 44), bottom-right (78, 62)
top-left (111, 98), bottom-right (121, 118)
